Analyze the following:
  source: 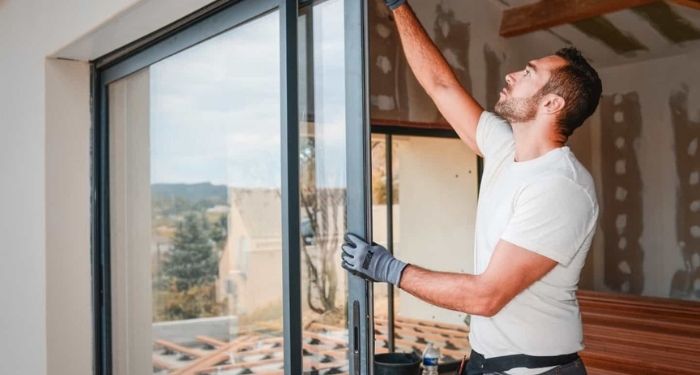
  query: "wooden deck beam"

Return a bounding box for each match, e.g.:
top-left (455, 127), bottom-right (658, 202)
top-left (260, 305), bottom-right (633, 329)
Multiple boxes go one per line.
top-left (154, 339), bottom-right (205, 358)
top-left (500, 0), bottom-right (658, 37)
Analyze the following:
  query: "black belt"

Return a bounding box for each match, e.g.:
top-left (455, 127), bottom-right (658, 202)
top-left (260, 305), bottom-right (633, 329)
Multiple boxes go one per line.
top-left (466, 349), bottom-right (579, 374)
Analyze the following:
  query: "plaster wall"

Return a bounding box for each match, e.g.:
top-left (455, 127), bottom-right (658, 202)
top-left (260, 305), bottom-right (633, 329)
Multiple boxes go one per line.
top-left (0, 1), bottom-right (216, 373)
top-left (396, 136), bottom-right (478, 326)
top-left (1, 3), bottom-right (139, 373)
top-left (369, 0), bottom-right (700, 303)
top-left (587, 50), bottom-right (700, 300)
top-left (45, 58), bottom-right (94, 375)
top-left (369, 0), bottom-right (529, 124)
top-left (367, 0), bottom-right (700, 302)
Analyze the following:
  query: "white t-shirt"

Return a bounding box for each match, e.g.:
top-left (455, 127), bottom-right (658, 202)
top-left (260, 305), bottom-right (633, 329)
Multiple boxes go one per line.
top-left (468, 111), bottom-right (599, 375)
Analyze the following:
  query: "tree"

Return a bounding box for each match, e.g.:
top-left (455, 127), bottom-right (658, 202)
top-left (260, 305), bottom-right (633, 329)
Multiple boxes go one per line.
top-left (300, 134), bottom-right (346, 316)
top-left (209, 214), bottom-right (228, 251)
top-left (162, 213), bottom-right (219, 292)
top-left (155, 281), bottom-right (222, 321)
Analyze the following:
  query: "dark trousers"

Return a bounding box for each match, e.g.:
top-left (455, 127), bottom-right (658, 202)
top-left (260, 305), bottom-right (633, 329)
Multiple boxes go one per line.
top-left (463, 350), bottom-right (587, 375)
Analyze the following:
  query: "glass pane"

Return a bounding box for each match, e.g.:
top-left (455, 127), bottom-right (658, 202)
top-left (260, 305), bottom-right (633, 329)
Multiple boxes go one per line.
top-left (299, 0), bottom-right (349, 373)
top-left (371, 134), bottom-right (391, 354)
top-left (371, 134), bottom-right (477, 364)
top-left (109, 11), bottom-right (283, 375)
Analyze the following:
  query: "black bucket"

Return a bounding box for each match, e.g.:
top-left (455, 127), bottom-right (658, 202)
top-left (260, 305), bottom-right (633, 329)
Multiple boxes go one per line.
top-left (374, 352), bottom-right (422, 375)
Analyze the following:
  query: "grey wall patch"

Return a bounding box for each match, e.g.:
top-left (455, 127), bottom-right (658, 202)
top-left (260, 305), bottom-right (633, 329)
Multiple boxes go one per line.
top-left (632, 2), bottom-right (700, 44)
top-left (434, 3), bottom-right (471, 93)
top-left (369, 1), bottom-right (408, 121)
top-left (483, 44), bottom-right (502, 110)
top-left (573, 17), bottom-right (647, 56)
top-left (600, 92), bottom-right (645, 294)
top-left (368, 0), bottom-right (471, 124)
top-left (670, 86), bottom-right (700, 300)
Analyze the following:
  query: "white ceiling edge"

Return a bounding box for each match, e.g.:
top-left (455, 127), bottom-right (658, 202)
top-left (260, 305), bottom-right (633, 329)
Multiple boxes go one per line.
top-left (51, 0), bottom-right (218, 61)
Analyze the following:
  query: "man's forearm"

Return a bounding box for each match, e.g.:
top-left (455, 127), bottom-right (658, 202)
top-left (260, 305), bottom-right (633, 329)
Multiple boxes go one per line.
top-left (398, 264), bottom-right (498, 317)
top-left (393, 4), bottom-right (460, 93)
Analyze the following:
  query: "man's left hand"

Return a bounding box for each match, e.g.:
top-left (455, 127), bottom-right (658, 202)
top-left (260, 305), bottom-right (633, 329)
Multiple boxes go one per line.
top-left (341, 233), bottom-right (407, 286)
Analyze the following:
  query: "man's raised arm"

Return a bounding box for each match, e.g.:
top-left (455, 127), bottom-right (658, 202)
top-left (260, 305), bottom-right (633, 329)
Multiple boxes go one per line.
top-left (390, 2), bottom-right (483, 156)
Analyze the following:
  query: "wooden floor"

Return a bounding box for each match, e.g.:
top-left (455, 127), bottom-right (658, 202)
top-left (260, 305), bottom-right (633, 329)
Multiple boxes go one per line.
top-left (152, 293), bottom-right (700, 374)
top-left (578, 290), bottom-right (700, 375)
top-left (151, 316), bottom-right (469, 374)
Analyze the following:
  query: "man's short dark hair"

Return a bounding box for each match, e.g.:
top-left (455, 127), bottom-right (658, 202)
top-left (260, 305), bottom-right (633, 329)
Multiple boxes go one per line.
top-left (541, 47), bottom-right (602, 138)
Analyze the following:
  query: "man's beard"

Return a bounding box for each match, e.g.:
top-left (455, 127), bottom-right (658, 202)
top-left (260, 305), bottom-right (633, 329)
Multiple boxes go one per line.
top-left (494, 91), bottom-right (542, 123)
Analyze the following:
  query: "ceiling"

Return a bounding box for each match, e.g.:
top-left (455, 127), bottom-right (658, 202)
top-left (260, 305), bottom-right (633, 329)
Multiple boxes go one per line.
top-left (491, 0), bottom-right (700, 67)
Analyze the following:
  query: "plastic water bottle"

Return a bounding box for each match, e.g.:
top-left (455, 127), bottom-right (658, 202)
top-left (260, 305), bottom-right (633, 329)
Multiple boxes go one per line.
top-left (421, 343), bottom-right (439, 375)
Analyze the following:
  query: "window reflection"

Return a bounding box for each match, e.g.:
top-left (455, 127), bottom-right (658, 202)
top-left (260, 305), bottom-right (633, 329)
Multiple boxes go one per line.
top-left (109, 10), bottom-right (284, 375)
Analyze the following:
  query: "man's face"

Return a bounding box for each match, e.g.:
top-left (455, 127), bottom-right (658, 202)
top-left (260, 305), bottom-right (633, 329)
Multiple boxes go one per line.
top-left (495, 55), bottom-right (567, 123)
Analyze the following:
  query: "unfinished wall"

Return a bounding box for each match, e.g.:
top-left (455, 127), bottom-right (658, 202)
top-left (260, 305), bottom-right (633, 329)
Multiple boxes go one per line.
top-left (587, 50), bottom-right (700, 300)
top-left (369, 0), bottom-right (523, 123)
top-left (367, 0), bottom-right (700, 302)
top-left (598, 92), bottom-right (645, 294)
top-left (396, 136), bottom-right (478, 326)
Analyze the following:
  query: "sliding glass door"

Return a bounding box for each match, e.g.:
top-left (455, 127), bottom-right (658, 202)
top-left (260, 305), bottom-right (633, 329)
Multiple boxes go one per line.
top-left (94, 0), bottom-right (374, 374)
top-left (298, 0), bottom-right (351, 373)
top-left (106, 7), bottom-right (284, 375)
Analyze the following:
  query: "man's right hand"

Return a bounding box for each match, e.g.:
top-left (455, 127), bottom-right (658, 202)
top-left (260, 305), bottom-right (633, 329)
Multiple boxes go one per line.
top-left (384, 0), bottom-right (406, 11)
top-left (341, 233), bottom-right (407, 286)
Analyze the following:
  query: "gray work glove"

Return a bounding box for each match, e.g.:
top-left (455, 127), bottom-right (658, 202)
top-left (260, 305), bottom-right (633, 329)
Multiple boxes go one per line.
top-left (384, 0), bottom-right (406, 11)
top-left (341, 233), bottom-right (408, 286)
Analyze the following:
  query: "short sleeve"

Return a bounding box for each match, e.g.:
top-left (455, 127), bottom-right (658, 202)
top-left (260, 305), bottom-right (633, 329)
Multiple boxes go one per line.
top-left (475, 111), bottom-right (514, 158)
top-left (501, 177), bottom-right (598, 266)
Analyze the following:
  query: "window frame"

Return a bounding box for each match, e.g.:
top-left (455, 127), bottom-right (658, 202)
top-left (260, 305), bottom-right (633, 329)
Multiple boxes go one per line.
top-left (370, 124), bottom-right (483, 372)
top-left (90, 0), bottom-right (385, 373)
top-left (91, 1), bottom-right (304, 373)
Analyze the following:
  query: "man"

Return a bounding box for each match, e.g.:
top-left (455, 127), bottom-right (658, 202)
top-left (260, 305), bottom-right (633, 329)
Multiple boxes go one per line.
top-left (341, 1), bottom-right (601, 374)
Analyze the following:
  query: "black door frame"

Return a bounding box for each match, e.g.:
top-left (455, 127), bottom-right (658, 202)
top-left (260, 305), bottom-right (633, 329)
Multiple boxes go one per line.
top-left (91, 0), bottom-right (375, 374)
top-left (344, 0), bottom-right (373, 373)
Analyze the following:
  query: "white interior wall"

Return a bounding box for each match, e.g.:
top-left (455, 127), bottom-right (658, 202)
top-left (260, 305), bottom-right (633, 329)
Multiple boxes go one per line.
top-left (396, 136), bottom-right (478, 326)
top-left (0, 1), bottom-right (216, 374)
top-left (45, 59), bottom-right (94, 375)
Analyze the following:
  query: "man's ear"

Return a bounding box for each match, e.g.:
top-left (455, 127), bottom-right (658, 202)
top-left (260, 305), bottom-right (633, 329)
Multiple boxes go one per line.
top-left (542, 93), bottom-right (565, 115)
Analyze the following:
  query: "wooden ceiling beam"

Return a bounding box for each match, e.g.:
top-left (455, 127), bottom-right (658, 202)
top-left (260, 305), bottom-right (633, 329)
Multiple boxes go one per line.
top-left (500, 0), bottom-right (658, 37)
top-left (671, 0), bottom-right (700, 10)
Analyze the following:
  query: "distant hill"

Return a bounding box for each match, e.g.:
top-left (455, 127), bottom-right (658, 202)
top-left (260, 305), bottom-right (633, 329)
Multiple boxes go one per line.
top-left (152, 182), bottom-right (227, 203)
top-left (152, 183), bottom-right (228, 219)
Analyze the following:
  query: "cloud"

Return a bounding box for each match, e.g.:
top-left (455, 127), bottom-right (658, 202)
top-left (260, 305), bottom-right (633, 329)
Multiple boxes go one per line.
top-left (148, 3), bottom-right (348, 189)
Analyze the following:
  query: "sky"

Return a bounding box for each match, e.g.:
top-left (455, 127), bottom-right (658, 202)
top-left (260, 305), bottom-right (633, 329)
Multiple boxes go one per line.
top-left (148, 0), bottom-right (346, 189)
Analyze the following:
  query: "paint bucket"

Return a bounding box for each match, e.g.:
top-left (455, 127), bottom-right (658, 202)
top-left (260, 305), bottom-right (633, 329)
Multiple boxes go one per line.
top-left (374, 352), bottom-right (422, 375)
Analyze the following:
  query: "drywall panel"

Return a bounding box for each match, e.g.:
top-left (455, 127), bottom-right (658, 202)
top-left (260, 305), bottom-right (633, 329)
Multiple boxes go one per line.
top-left (368, 0), bottom-right (524, 124)
top-left (396, 136), bottom-right (478, 326)
top-left (590, 50), bottom-right (700, 300)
